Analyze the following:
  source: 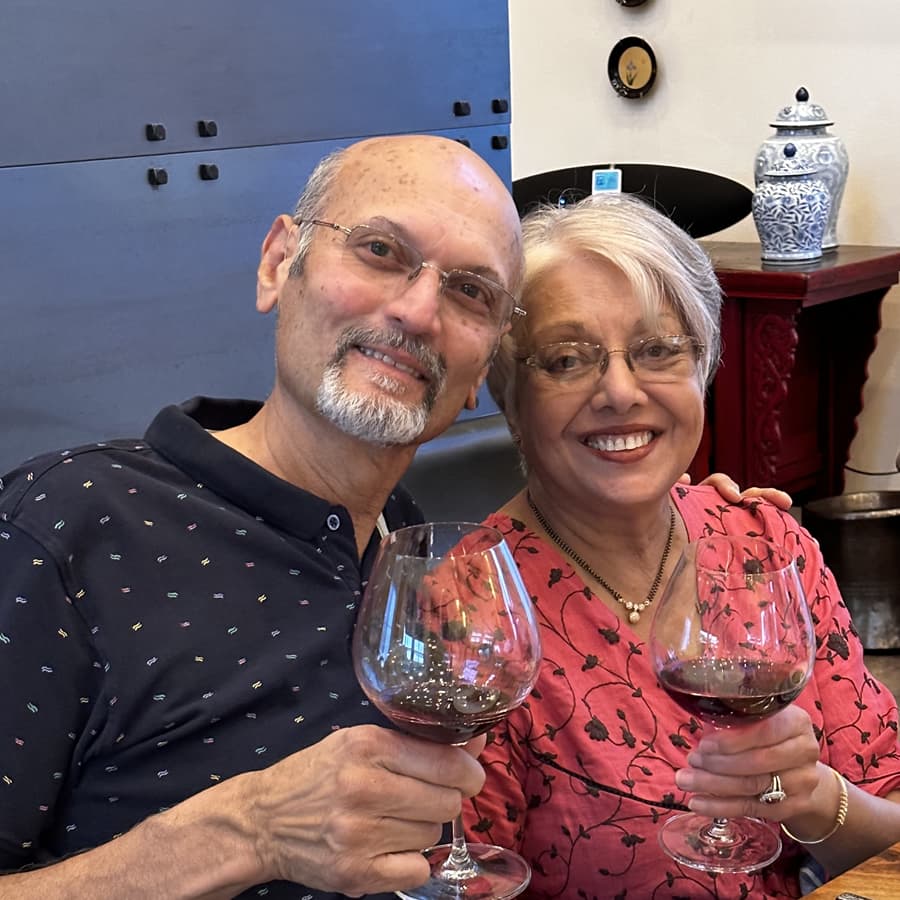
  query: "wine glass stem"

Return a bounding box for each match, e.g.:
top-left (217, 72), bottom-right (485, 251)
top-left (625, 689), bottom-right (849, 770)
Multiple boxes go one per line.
top-left (704, 817), bottom-right (739, 845)
top-left (439, 814), bottom-right (479, 882)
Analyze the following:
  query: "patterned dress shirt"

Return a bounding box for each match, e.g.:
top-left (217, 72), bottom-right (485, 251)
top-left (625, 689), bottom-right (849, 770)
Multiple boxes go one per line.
top-left (0, 396), bottom-right (421, 898)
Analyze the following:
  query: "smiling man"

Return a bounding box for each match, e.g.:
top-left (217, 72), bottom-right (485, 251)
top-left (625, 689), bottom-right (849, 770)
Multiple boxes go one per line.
top-left (0, 135), bottom-right (523, 899)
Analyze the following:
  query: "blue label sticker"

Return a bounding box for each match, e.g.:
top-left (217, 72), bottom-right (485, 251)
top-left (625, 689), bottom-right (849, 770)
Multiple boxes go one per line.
top-left (592, 168), bottom-right (622, 194)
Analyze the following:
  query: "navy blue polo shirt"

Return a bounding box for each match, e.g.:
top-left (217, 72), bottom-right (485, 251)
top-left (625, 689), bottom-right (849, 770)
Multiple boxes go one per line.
top-left (0, 397), bottom-right (421, 898)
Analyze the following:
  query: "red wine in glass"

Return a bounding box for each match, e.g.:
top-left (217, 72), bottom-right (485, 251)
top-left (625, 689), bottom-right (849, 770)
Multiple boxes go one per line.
top-left (375, 685), bottom-right (514, 744)
top-left (649, 535), bottom-right (814, 874)
top-left (658, 658), bottom-right (808, 725)
top-left (353, 522), bottom-right (542, 900)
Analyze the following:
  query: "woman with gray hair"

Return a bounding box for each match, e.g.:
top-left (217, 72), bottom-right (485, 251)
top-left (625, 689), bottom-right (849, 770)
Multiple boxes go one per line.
top-left (465, 193), bottom-right (900, 897)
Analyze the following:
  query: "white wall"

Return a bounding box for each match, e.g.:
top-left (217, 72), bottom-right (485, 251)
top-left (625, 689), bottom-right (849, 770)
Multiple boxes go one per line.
top-left (509, 0), bottom-right (900, 493)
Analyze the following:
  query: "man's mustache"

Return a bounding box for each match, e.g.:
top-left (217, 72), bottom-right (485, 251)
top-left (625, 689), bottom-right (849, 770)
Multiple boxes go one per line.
top-left (332, 327), bottom-right (447, 391)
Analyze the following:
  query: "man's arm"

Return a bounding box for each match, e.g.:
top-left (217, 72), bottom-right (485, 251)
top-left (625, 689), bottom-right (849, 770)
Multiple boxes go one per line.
top-left (1, 725), bottom-right (485, 898)
top-left (1, 781), bottom-right (259, 899)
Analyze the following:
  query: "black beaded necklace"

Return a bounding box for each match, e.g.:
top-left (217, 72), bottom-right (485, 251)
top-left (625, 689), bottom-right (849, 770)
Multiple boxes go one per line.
top-left (526, 493), bottom-right (676, 624)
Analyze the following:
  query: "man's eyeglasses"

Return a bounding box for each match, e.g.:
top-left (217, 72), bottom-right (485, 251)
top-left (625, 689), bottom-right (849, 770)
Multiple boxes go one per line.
top-left (518, 334), bottom-right (704, 385)
top-left (295, 219), bottom-right (524, 326)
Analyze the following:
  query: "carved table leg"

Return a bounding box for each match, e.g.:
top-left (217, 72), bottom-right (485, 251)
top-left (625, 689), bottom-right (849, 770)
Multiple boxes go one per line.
top-left (709, 299), bottom-right (801, 489)
top-left (746, 307), bottom-right (801, 486)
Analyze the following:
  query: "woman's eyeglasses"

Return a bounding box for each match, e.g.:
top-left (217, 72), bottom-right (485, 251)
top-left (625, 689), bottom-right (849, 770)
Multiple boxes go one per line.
top-left (518, 334), bottom-right (704, 385)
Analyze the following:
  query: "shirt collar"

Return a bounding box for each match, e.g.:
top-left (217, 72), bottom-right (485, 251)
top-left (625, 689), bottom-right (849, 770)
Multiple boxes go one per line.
top-left (144, 396), bottom-right (335, 542)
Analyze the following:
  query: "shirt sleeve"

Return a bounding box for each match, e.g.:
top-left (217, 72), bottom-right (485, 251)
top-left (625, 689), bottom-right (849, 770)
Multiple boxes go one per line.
top-left (0, 522), bottom-right (102, 870)
top-left (796, 519), bottom-right (900, 796)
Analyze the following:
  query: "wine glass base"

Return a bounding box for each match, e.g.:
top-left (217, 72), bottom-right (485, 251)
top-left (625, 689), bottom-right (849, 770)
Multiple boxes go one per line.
top-left (395, 842), bottom-right (530, 900)
top-left (659, 813), bottom-right (782, 874)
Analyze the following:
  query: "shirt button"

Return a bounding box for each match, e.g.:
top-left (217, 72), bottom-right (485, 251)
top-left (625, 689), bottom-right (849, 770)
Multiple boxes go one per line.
top-left (326, 514), bottom-right (341, 532)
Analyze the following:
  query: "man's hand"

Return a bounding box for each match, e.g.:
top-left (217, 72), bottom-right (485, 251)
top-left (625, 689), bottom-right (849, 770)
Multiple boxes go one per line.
top-left (680, 472), bottom-right (793, 511)
top-left (246, 725), bottom-right (485, 896)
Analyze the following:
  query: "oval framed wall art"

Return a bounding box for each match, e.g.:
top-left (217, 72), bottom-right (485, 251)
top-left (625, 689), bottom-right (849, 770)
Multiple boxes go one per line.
top-left (607, 35), bottom-right (657, 99)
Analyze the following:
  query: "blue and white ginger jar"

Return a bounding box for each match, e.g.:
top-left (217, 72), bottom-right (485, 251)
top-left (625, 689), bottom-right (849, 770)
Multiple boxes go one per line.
top-left (752, 143), bottom-right (831, 264)
top-left (754, 87), bottom-right (848, 251)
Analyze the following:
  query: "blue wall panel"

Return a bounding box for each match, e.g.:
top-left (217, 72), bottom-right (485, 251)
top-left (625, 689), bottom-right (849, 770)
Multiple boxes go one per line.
top-left (0, 2), bottom-right (511, 471)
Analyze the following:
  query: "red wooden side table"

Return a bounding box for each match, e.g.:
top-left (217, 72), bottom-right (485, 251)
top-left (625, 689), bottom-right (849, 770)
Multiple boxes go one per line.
top-left (694, 243), bottom-right (900, 500)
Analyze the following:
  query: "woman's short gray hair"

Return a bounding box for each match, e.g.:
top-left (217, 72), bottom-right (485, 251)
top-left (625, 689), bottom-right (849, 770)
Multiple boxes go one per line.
top-left (487, 192), bottom-right (723, 421)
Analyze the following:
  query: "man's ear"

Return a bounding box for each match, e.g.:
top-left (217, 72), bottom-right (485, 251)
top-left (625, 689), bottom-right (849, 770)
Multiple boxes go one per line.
top-left (257, 214), bottom-right (295, 313)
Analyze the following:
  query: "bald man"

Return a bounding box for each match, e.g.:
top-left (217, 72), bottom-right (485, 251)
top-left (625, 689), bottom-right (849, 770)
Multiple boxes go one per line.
top-left (0, 136), bottom-right (524, 899)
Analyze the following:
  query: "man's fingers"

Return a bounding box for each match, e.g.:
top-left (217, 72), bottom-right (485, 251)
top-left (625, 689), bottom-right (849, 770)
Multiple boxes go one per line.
top-left (343, 772), bottom-right (469, 823)
top-left (319, 846), bottom-right (433, 897)
top-left (694, 473), bottom-right (795, 511)
top-left (320, 811), bottom-right (444, 859)
top-left (355, 850), bottom-right (434, 897)
top-left (362, 728), bottom-right (486, 797)
top-left (739, 485), bottom-right (794, 510)
top-left (697, 472), bottom-right (741, 500)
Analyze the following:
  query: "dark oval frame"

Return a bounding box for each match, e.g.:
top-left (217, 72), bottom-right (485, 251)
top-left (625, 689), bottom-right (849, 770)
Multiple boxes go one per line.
top-left (607, 35), bottom-right (657, 99)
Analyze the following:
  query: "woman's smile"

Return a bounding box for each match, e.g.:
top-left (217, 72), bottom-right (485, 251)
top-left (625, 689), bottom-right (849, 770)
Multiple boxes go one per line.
top-left (582, 428), bottom-right (656, 453)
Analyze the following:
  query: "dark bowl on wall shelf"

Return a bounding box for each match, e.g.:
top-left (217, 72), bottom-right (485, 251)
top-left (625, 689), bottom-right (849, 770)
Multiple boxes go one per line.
top-left (512, 164), bottom-right (753, 238)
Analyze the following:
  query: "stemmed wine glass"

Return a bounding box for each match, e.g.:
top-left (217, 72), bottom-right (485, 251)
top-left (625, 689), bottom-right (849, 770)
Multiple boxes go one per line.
top-left (648, 535), bottom-right (814, 874)
top-left (353, 522), bottom-right (542, 900)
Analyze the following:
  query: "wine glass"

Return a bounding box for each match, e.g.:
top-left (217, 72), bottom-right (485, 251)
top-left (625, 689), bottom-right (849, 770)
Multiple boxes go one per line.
top-left (648, 535), bottom-right (814, 874)
top-left (353, 522), bottom-right (542, 900)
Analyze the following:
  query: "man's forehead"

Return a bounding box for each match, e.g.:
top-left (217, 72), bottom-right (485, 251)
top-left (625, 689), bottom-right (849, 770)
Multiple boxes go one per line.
top-left (335, 138), bottom-right (512, 209)
top-left (320, 136), bottom-right (522, 275)
top-left (324, 188), bottom-right (508, 254)
top-left (329, 163), bottom-right (457, 215)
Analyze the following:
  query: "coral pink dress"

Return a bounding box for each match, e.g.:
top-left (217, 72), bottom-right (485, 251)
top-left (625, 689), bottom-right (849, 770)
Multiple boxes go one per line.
top-left (466, 485), bottom-right (900, 899)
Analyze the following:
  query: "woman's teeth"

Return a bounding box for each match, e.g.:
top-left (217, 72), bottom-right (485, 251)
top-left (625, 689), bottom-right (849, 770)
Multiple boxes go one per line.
top-left (585, 430), bottom-right (654, 452)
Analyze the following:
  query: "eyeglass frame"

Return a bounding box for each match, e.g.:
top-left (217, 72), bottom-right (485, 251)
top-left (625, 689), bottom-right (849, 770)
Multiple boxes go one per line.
top-left (517, 334), bottom-right (705, 383)
top-left (294, 218), bottom-right (526, 322)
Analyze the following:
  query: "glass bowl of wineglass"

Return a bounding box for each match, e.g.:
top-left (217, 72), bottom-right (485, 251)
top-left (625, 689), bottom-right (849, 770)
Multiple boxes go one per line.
top-left (353, 521), bottom-right (542, 900)
top-left (648, 535), bottom-right (814, 874)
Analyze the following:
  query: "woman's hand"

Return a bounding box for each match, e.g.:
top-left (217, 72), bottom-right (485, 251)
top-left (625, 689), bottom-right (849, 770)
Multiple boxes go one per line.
top-left (674, 706), bottom-right (828, 825)
top-left (680, 472), bottom-right (793, 511)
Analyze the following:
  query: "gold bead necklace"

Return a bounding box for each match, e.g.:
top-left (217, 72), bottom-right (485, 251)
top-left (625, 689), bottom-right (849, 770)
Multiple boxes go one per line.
top-left (526, 493), bottom-right (675, 625)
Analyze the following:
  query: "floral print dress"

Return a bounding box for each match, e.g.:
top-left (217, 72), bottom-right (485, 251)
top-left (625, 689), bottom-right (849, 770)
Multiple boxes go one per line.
top-left (465, 485), bottom-right (900, 899)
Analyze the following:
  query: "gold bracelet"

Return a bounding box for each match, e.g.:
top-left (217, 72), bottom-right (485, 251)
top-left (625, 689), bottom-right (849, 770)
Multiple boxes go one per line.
top-left (780, 766), bottom-right (849, 845)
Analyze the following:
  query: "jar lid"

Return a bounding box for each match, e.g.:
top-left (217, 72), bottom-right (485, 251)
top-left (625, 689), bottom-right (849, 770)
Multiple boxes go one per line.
top-left (762, 142), bottom-right (820, 177)
top-left (770, 86), bottom-right (834, 128)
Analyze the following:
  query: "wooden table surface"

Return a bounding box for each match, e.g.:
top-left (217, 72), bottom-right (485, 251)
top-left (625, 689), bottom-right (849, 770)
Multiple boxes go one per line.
top-left (804, 839), bottom-right (900, 898)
